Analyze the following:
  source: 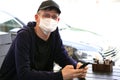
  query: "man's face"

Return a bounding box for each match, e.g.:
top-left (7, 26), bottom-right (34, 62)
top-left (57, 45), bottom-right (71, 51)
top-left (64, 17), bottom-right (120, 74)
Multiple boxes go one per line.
top-left (35, 9), bottom-right (60, 27)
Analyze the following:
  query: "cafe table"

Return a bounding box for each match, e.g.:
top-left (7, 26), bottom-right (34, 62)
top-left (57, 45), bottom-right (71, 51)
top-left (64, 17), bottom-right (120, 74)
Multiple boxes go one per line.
top-left (74, 65), bottom-right (120, 80)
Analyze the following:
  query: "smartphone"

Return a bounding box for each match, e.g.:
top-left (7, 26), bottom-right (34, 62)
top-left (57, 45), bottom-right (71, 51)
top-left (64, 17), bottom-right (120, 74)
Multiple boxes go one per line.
top-left (79, 62), bottom-right (91, 69)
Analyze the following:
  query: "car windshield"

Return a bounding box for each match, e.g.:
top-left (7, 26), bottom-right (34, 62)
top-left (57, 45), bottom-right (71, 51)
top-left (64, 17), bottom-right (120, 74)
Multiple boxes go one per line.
top-left (0, 11), bottom-right (22, 32)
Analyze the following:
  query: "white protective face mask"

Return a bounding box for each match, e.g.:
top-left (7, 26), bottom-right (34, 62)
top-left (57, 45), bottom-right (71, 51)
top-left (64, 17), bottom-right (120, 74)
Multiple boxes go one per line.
top-left (39, 18), bottom-right (58, 35)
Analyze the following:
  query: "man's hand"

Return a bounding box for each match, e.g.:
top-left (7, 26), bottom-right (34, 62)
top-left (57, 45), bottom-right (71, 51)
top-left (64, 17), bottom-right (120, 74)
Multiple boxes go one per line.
top-left (76, 62), bottom-right (88, 78)
top-left (61, 63), bottom-right (88, 80)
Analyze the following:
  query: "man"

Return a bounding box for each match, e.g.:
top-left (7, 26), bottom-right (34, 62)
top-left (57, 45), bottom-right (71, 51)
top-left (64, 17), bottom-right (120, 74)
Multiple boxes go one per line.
top-left (0, 0), bottom-right (88, 80)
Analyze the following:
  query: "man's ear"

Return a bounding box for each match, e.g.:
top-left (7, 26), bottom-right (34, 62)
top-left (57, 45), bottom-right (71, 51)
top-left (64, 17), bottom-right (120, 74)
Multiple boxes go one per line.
top-left (35, 14), bottom-right (41, 26)
top-left (57, 17), bottom-right (60, 22)
top-left (35, 14), bottom-right (39, 21)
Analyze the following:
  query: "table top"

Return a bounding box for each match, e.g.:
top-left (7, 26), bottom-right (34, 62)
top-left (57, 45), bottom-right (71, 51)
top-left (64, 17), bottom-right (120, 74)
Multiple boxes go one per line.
top-left (74, 65), bottom-right (120, 80)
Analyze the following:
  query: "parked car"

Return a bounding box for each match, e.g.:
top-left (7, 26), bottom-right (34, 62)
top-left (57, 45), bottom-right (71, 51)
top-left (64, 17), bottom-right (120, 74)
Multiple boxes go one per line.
top-left (58, 22), bottom-right (120, 63)
top-left (0, 10), bottom-right (25, 40)
top-left (0, 10), bottom-right (119, 66)
top-left (0, 10), bottom-right (25, 67)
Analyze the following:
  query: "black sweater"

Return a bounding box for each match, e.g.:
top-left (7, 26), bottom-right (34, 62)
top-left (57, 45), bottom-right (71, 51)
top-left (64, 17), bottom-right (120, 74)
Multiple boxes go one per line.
top-left (0, 22), bottom-right (77, 80)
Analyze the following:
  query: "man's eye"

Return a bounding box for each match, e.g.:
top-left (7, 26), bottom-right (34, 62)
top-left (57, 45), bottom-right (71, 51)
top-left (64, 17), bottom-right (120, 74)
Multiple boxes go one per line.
top-left (44, 14), bottom-right (50, 18)
top-left (52, 16), bottom-right (57, 20)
